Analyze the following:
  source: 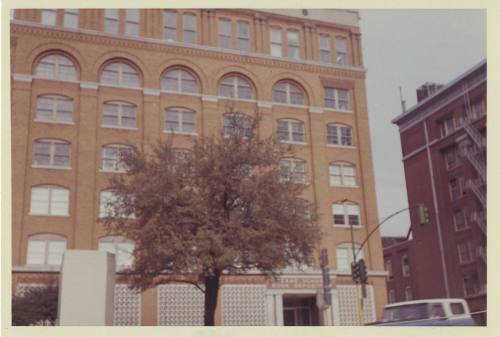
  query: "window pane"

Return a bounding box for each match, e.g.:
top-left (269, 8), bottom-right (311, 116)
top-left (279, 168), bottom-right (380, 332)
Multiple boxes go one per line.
top-left (336, 37), bottom-right (347, 65)
top-left (125, 22), bottom-right (139, 36)
top-left (291, 122), bottom-right (304, 142)
top-left (117, 242), bottom-right (134, 267)
top-left (237, 22), bottom-right (249, 51)
top-left (165, 110), bottom-right (179, 131)
top-left (47, 241), bottom-right (66, 265)
top-left (218, 20), bottom-right (232, 49)
top-left (238, 79), bottom-right (252, 99)
top-left (272, 84), bottom-right (287, 103)
top-left (121, 104), bottom-right (137, 128)
top-left (54, 143), bottom-right (70, 167)
top-left (287, 30), bottom-right (300, 59)
top-left (27, 241), bottom-right (46, 264)
top-left (278, 121), bottom-right (289, 141)
top-left (220, 77), bottom-right (235, 98)
top-left (340, 127), bottom-right (352, 146)
top-left (338, 89), bottom-right (349, 110)
top-left (164, 11), bottom-right (177, 40)
top-left (327, 125), bottom-right (339, 144)
top-left (34, 141), bottom-right (51, 166)
top-left (41, 9), bottom-right (56, 25)
top-left (31, 187), bottom-right (50, 214)
top-left (105, 19), bottom-right (119, 34)
top-left (181, 71), bottom-right (197, 93)
top-left (183, 14), bottom-right (197, 43)
top-left (50, 188), bottom-right (69, 215)
top-left (63, 9), bottom-right (79, 29)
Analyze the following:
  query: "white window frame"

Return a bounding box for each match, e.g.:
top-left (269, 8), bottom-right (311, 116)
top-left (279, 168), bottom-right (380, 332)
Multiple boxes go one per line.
top-left (35, 95), bottom-right (74, 124)
top-left (41, 9), bottom-right (57, 25)
top-left (329, 162), bottom-right (357, 187)
top-left (30, 185), bottom-right (70, 216)
top-left (26, 234), bottom-right (67, 266)
top-left (335, 243), bottom-right (363, 271)
top-left (164, 108), bottom-right (197, 134)
top-left (102, 101), bottom-right (137, 129)
top-left (218, 75), bottom-right (253, 100)
top-left (63, 9), bottom-right (79, 29)
top-left (101, 144), bottom-right (132, 173)
top-left (101, 62), bottom-right (140, 88)
top-left (161, 68), bottom-right (199, 94)
top-left (33, 139), bottom-right (71, 169)
top-left (277, 119), bottom-right (305, 144)
top-left (163, 10), bottom-right (177, 41)
top-left (332, 201), bottom-right (361, 227)
top-left (279, 158), bottom-right (307, 184)
top-left (182, 13), bottom-right (197, 43)
top-left (36, 54), bottom-right (78, 81)
top-left (324, 87), bottom-right (350, 111)
top-left (125, 9), bottom-right (140, 36)
top-left (326, 124), bottom-right (353, 147)
top-left (104, 9), bottom-right (119, 34)
top-left (98, 236), bottom-right (135, 269)
top-left (270, 27), bottom-right (282, 57)
top-left (319, 34), bottom-right (331, 63)
top-left (237, 21), bottom-right (250, 51)
top-left (335, 36), bottom-right (347, 65)
top-left (287, 29), bottom-right (300, 59)
top-left (272, 81), bottom-right (305, 105)
top-left (218, 18), bottom-right (232, 49)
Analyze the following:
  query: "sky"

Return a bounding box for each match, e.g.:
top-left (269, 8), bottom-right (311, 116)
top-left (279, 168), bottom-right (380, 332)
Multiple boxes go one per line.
top-left (359, 9), bottom-right (486, 237)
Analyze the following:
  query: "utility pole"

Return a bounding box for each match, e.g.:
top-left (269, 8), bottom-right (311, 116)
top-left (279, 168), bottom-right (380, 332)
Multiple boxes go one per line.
top-left (349, 220), bottom-right (363, 325)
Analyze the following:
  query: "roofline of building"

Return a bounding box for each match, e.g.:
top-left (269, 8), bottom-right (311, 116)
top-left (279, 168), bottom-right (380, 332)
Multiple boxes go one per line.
top-left (382, 237), bottom-right (412, 251)
top-left (392, 59), bottom-right (487, 125)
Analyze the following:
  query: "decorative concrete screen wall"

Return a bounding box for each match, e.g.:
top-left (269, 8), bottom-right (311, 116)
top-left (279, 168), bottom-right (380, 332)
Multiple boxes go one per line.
top-left (114, 284), bottom-right (141, 325)
top-left (221, 284), bottom-right (267, 325)
top-left (157, 284), bottom-right (204, 325)
top-left (336, 285), bottom-right (376, 325)
top-left (15, 283), bottom-right (47, 297)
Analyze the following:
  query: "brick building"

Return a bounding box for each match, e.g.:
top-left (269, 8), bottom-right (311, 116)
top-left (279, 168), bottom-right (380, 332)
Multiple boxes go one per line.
top-left (392, 60), bottom-right (486, 324)
top-left (10, 8), bottom-right (386, 325)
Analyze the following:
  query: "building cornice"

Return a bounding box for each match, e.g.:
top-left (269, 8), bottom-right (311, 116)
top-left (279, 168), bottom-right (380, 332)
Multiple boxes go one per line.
top-left (11, 21), bottom-right (366, 79)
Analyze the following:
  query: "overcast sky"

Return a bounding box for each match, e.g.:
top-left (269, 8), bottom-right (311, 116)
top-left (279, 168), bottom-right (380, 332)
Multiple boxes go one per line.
top-left (359, 9), bottom-right (486, 236)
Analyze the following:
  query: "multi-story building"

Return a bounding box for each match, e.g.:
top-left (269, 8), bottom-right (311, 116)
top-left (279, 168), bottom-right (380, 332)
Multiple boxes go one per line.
top-left (10, 8), bottom-right (386, 325)
top-left (392, 61), bottom-right (486, 325)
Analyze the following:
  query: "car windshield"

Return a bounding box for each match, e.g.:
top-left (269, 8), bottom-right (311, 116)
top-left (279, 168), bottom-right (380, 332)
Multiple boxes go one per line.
top-left (382, 303), bottom-right (430, 322)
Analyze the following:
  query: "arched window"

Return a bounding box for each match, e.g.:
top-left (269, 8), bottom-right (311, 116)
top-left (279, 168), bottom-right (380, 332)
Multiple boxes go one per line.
top-left (101, 61), bottom-right (140, 87)
top-left (102, 101), bottom-right (137, 128)
top-left (30, 185), bottom-right (70, 216)
top-left (36, 95), bottom-right (73, 123)
top-left (277, 119), bottom-right (305, 143)
top-left (223, 113), bottom-right (252, 138)
top-left (36, 54), bottom-right (77, 81)
top-left (164, 107), bottom-right (196, 134)
top-left (326, 123), bottom-right (353, 146)
top-left (335, 243), bottom-right (363, 271)
top-left (26, 234), bottom-right (66, 266)
top-left (161, 68), bottom-right (199, 93)
top-left (101, 144), bottom-right (133, 172)
top-left (98, 236), bottom-right (134, 268)
top-left (33, 139), bottom-right (71, 168)
top-left (272, 81), bottom-right (305, 105)
top-left (279, 158), bottom-right (307, 184)
top-left (219, 75), bottom-right (253, 99)
top-left (329, 162), bottom-right (356, 187)
top-left (332, 201), bottom-right (360, 226)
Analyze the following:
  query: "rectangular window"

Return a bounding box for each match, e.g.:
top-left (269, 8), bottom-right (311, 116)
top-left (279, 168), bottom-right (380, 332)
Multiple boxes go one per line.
top-left (63, 9), bottom-right (79, 29)
top-left (270, 27), bottom-right (282, 57)
top-left (33, 140), bottom-right (70, 168)
top-left (218, 19), bottom-right (232, 49)
top-left (340, 127), bottom-right (352, 146)
top-left (319, 34), bottom-right (331, 63)
top-left (401, 254), bottom-right (410, 277)
top-left (125, 9), bottom-right (140, 36)
top-left (183, 14), bottom-right (197, 43)
top-left (469, 99), bottom-right (485, 119)
top-left (386, 260), bottom-right (393, 279)
top-left (453, 210), bottom-right (467, 231)
top-left (102, 102), bottom-right (136, 128)
top-left (324, 88), bottom-right (350, 110)
top-left (36, 96), bottom-right (73, 123)
top-left (41, 9), bottom-right (57, 25)
top-left (335, 37), bottom-right (347, 65)
top-left (237, 21), bottom-right (250, 51)
top-left (444, 146), bottom-right (458, 170)
top-left (457, 241), bottom-right (474, 264)
top-left (287, 30), bottom-right (300, 59)
top-left (30, 186), bottom-right (69, 216)
top-left (104, 9), bottom-right (119, 34)
top-left (332, 203), bottom-right (360, 226)
top-left (165, 109), bottom-right (196, 134)
top-left (463, 272), bottom-right (479, 296)
top-left (449, 177), bottom-right (462, 200)
top-left (440, 115), bottom-right (456, 137)
top-left (164, 10), bottom-right (177, 41)
top-left (336, 246), bottom-right (363, 271)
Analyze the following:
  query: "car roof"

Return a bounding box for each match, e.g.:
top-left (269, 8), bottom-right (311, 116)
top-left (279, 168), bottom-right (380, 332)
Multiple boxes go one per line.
top-left (384, 298), bottom-right (467, 308)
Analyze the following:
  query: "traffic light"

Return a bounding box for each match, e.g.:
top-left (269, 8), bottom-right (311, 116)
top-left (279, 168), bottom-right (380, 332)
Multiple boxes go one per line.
top-left (351, 261), bottom-right (360, 282)
top-left (417, 203), bottom-right (429, 225)
top-left (358, 259), bottom-right (368, 284)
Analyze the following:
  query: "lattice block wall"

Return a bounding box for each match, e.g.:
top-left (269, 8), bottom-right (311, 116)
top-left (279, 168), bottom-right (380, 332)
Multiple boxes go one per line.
top-left (157, 284), bottom-right (204, 325)
top-left (221, 284), bottom-right (267, 325)
top-left (336, 285), bottom-right (376, 326)
top-left (15, 283), bottom-right (47, 297)
top-left (114, 284), bottom-right (141, 326)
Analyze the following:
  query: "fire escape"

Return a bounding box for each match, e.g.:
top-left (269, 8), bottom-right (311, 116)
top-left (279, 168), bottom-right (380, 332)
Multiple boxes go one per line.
top-left (461, 83), bottom-right (486, 264)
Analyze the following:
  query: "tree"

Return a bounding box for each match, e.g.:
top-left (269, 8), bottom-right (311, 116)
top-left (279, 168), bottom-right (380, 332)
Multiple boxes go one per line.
top-left (12, 285), bottom-right (58, 326)
top-left (102, 109), bottom-right (321, 325)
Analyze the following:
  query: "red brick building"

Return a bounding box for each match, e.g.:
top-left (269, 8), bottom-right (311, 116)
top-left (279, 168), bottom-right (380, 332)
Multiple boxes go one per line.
top-left (391, 60), bottom-right (486, 325)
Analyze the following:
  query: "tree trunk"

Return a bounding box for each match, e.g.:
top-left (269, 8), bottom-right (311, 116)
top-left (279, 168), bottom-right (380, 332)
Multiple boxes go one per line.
top-left (203, 269), bottom-right (221, 326)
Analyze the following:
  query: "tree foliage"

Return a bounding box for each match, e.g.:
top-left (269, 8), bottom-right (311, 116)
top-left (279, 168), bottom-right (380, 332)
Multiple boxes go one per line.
top-left (102, 110), bottom-right (321, 325)
top-left (12, 285), bottom-right (58, 326)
